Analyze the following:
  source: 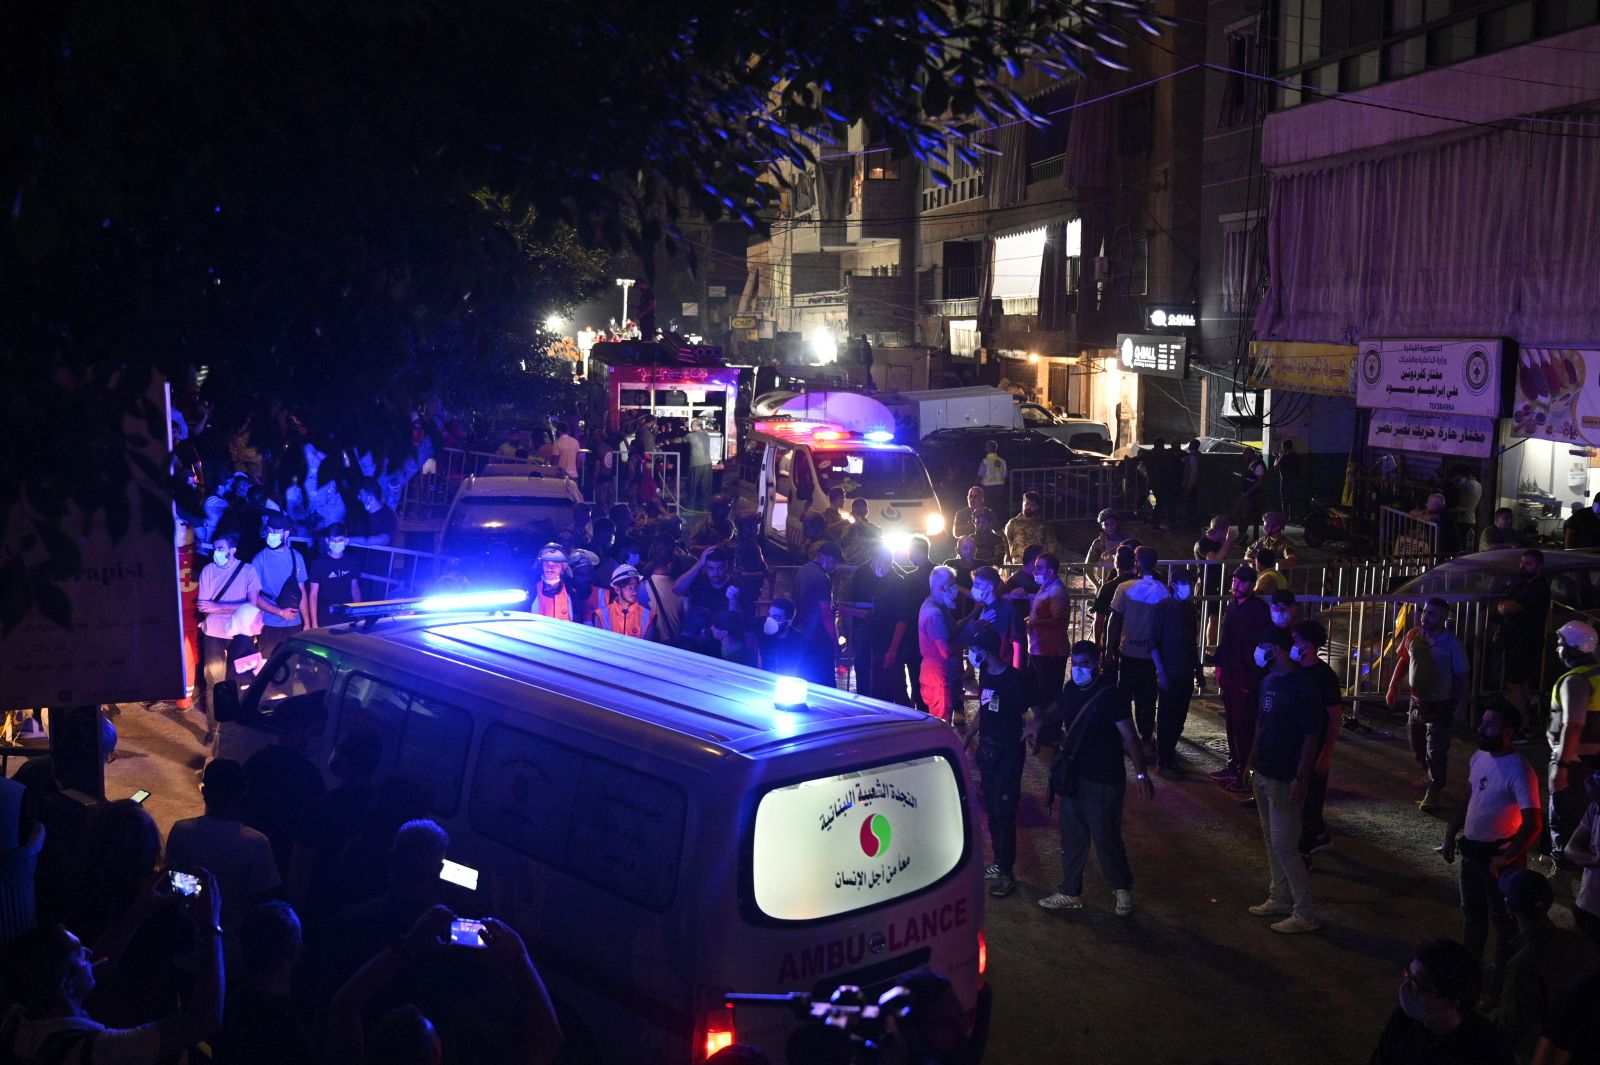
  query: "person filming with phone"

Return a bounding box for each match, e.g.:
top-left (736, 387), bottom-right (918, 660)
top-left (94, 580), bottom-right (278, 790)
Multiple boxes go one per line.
top-left (0, 868), bottom-right (225, 1065)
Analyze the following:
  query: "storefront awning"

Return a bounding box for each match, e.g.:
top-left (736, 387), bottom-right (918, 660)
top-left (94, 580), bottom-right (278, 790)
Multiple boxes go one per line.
top-left (1247, 341), bottom-right (1355, 396)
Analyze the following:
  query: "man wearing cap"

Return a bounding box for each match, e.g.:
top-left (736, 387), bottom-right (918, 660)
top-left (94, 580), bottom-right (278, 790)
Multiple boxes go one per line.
top-left (251, 512), bottom-right (308, 659)
top-left (1489, 868), bottom-right (1600, 1060)
top-left (794, 543), bottom-right (843, 687)
top-left (1245, 510), bottom-right (1298, 570)
top-left (1245, 626), bottom-right (1323, 934)
top-left (532, 543), bottom-right (577, 621)
top-left (1389, 597), bottom-right (1472, 812)
top-left (1267, 588), bottom-right (1296, 630)
top-left (1085, 509), bottom-right (1129, 566)
top-left (1151, 567), bottom-right (1205, 779)
top-left (1548, 619), bottom-right (1600, 861)
top-left (596, 564), bottom-right (652, 639)
top-left (1441, 703), bottom-right (1542, 988)
top-left (1214, 563), bottom-right (1272, 792)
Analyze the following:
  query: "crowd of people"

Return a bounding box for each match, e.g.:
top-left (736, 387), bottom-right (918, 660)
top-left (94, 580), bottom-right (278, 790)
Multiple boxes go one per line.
top-left (0, 699), bottom-right (563, 1065)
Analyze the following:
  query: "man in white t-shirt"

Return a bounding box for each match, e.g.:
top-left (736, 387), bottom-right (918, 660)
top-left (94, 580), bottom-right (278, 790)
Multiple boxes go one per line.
top-left (553, 421), bottom-right (581, 480)
top-left (1107, 546), bottom-right (1171, 750)
top-left (165, 759), bottom-right (281, 946)
top-left (1441, 704), bottom-right (1542, 991)
top-left (0, 872), bottom-right (223, 1064)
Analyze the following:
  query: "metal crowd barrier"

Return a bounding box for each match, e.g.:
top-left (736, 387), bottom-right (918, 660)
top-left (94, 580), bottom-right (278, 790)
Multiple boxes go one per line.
top-left (615, 450), bottom-right (682, 512)
top-left (1378, 505), bottom-right (1440, 559)
top-left (277, 537), bottom-right (459, 600)
top-left (1008, 463), bottom-right (1119, 523)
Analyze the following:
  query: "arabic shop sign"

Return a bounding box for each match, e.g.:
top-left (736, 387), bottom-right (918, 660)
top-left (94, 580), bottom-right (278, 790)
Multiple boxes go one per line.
top-left (1511, 348), bottom-right (1600, 446)
top-left (1116, 334), bottom-right (1186, 379)
top-left (749, 755), bottom-right (966, 921)
top-left (1247, 341), bottom-right (1357, 397)
top-left (1367, 410), bottom-right (1494, 458)
top-left (1356, 338), bottom-right (1505, 418)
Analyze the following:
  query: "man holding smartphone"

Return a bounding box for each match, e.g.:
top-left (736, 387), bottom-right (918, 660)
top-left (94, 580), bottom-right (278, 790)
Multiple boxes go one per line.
top-left (0, 869), bottom-right (225, 1064)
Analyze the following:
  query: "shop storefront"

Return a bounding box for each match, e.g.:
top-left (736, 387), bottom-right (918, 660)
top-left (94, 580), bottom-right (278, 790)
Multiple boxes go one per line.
top-left (1501, 347), bottom-right (1600, 538)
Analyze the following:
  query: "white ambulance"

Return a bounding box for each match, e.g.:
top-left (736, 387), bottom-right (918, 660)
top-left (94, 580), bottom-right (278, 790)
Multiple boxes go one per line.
top-left (745, 392), bottom-right (946, 560)
top-left (219, 604), bottom-right (987, 1064)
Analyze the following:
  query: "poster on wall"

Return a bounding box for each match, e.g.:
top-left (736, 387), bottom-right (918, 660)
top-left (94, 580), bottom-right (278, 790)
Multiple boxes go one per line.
top-left (1355, 338), bottom-right (1504, 418)
top-left (1510, 348), bottom-right (1600, 445)
top-left (1367, 409), bottom-right (1494, 458)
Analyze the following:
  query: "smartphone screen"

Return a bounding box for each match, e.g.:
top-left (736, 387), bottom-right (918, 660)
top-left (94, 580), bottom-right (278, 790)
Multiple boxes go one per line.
top-left (440, 858), bottom-right (479, 891)
top-left (130, 790), bottom-right (151, 805)
top-left (168, 870), bottom-right (202, 897)
top-left (449, 918), bottom-right (487, 949)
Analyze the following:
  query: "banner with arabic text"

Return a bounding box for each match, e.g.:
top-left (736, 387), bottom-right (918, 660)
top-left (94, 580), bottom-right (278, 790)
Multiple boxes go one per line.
top-left (1367, 409), bottom-right (1494, 458)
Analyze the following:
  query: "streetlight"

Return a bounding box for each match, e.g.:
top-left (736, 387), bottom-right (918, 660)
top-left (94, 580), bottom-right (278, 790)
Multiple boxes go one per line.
top-left (543, 314), bottom-right (565, 333)
top-left (615, 278), bottom-right (635, 332)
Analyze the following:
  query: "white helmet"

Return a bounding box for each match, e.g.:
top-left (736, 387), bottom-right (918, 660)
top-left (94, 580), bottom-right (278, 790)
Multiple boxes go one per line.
top-left (1557, 620), bottom-right (1598, 654)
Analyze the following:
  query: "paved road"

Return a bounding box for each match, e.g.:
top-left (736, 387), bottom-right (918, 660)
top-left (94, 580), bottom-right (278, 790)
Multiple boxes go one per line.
top-left (978, 698), bottom-right (1575, 1065)
top-left (101, 683), bottom-right (1578, 1065)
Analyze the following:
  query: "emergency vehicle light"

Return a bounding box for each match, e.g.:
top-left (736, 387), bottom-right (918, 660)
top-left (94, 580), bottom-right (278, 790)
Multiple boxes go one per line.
top-left (330, 589), bottom-right (528, 626)
top-left (865, 430), bottom-right (894, 442)
top-left (774, 676), bottom-right (808, 708)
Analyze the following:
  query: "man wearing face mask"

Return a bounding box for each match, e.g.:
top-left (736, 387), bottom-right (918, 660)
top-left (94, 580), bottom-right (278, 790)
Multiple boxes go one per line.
top-left (1389, 598), bottom-right (1471, 812)
top-left (759, 598), bottom-right (807, 679)
top-left (1371, 939), bottom-right (1512, 1065)
top-left (1213, 564), bottom-right (1272, 792)
top-left (306, 524), bottom-right (360, 629)
top-left (1290, 620), bottom-right (1344, 860)
top-left (960, 567), bottom-right (1020, 673)
top-left (1267, 588), bottom-right (1296, 630)
top-left (1025, 641), bottom-right (1153, 916)
top-left (198, 532), bottom-right (263, 732)
top-left (965, 628), bottom-right (1037, 898)
top-left (1245, 627), bottom-right (1324, 933)
top-left (1441, 703), bottom-right (1541, 991)
top-left (1547, 620), bottom-right (1600, 863)
top-left (251, 513), bottom-right (308, 660)
top-left (1151, 567), bottom-right (1204, 779)
top-left (918, 567), bottom-right (964, 723)
top-left (843, 545), bottom-right (913, 704)
top-left (1026, 553), bottom-right (1072, 720)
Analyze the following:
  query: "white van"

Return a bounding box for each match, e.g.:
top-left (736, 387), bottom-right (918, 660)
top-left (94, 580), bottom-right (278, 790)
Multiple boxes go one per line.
top-left (748, 420), bottom-right (945, 560)
top-left (220, 611), bottom-right (987, 1065)
top-left (438, 471), bottom-right (584, 560)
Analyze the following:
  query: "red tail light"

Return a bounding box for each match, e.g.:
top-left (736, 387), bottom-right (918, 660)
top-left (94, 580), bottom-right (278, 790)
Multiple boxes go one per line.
top-left (977, 928), bottom-right (988, 975)
top-left (702, 1005), bottom-right (736, 1060)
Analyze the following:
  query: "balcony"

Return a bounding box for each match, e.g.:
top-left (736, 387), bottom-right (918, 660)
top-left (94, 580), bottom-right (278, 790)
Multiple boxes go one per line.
top-left (1027, 154), bottom-right (1065, 184)
top-left (921, 172), bottom-right (984, 213)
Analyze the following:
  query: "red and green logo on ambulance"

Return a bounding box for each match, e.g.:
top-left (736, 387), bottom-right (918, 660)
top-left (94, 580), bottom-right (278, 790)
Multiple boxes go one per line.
top-left (858, 813), bottom-right (892, 858)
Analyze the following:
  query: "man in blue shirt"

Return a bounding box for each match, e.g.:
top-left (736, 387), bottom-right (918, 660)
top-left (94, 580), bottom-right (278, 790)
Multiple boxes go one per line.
top-left (251, 512), bottom-right (308, 660)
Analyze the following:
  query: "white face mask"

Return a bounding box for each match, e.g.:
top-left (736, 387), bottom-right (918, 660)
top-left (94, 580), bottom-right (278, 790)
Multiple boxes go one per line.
top-left (1254, 646), bottom-right (1273, 668)
top-left (1070, 666), bottom-right (1094, 687)
top-left (1173, 584), bottom-right (1192, 601)
top-left (1270, 608), bottom-right (1291, 626)
top-left (1289, 644), bottom-right (1305, 663)
top-left (967, 652), bottom-right (984, 672)
top-left (763, 617), bottom-right (782, 636)
top-left (213, 550), bottom-right (230, 566)
top-left (265, 532), bottom-right (285, 549)
top-left (327, 542), bottom-right (347, 558)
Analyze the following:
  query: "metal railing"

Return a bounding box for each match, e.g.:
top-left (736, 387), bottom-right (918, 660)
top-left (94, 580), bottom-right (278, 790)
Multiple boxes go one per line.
top-left (1378, 505), bottom-right (1440, 559)
top-left (284, 537), bottom-right (459, 600)
top-left (1009, 464), bottom-right (1120, 523)
top-left (617, 451), bottom-right (683, 512)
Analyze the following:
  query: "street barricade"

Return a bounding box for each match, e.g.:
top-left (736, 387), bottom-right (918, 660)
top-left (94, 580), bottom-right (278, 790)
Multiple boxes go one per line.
top-left (1008, 463), bottom-right (1119, 523)
top-left (1378, 505), bottom-right (1439, 559)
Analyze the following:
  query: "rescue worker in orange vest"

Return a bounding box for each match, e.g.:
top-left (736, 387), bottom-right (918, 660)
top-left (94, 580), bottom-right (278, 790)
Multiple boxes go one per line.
top-left (596, 563), bottom-right (653, 639)
top-left (533, 542), bottom-right (576, 621)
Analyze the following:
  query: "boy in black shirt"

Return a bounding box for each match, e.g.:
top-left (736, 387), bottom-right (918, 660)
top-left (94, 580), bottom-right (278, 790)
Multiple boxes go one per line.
top-left (1291, 619), bottom-right (1346, 858)
top-left (306, 523), bottom-right (361, 628)
top-left (964, 628), bottom-right (1036, 898)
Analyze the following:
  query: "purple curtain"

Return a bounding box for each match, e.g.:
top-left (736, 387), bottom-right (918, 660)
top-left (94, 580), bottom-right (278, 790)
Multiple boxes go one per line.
top-left (1255, 112), bottom-right (1600, 344)
top-left (984, 123), bottom-right (1028, 209)
top-left (1063, 72), bottom-right (1112, 189)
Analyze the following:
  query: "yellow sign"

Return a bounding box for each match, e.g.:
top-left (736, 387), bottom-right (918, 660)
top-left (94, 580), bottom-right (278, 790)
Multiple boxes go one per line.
top-left (731, 315), bottom-right (757, 330)
top-left (1248, 341), bottom-right (1357, 397)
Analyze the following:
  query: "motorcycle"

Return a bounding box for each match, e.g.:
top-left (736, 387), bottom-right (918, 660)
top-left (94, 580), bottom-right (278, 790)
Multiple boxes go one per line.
top-left (1301, 496), bottom-right (1374, 553)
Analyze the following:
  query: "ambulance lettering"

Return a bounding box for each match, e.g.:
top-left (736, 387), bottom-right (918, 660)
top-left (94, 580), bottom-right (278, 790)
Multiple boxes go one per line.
top-left (776, 898), bottom-right (968, 983)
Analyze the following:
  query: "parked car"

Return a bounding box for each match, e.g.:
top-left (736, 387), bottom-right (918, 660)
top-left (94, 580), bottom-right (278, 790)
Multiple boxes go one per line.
top-left (1017, 403), bottom-right (1115, 455)
top-left (1315, 549), bottom-right (1600, 710)
top-left (916, 426), bottom-right (1101, 517)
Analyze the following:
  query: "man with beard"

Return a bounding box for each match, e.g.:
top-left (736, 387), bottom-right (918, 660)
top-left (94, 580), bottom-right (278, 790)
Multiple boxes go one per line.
top-left (1388, 597), bottom-right (1471, 812)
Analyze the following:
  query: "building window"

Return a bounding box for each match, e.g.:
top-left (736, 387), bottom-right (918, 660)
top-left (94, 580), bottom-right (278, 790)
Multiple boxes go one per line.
top-left (1219, 18), bottom-right (1266, 128)
top-left (864, 157), bottom-right (899, 180)
top-left (1221, 215), bottom-right (1264, 315)
top-left (1117, 89), bottom-right (1154, 157)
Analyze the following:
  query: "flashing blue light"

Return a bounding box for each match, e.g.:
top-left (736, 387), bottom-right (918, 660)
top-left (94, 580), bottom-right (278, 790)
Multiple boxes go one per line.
top-left (865, 430), bottom-right (894, 443)
top-left (774, 675), bottom-right (808, 708)
top-left (414, 589), bottom-right (528, 613)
